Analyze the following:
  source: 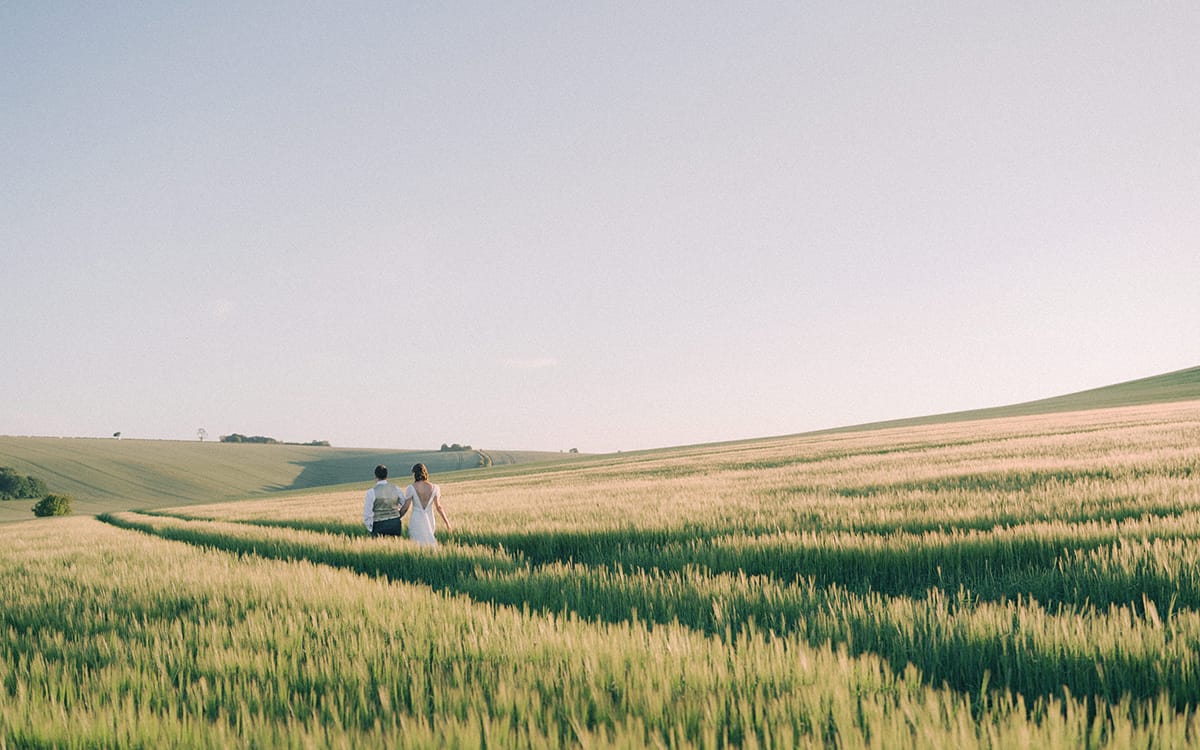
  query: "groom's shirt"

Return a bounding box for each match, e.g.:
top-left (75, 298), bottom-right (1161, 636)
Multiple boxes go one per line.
top-left (363, 480), bottom-right (403, 532)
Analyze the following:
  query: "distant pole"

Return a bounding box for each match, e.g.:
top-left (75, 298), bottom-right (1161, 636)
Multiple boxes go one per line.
top-left (197, 428), bottom-right (208, 442)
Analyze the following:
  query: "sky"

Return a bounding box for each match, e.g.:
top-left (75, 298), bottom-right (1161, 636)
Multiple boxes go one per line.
top-left (2, 3), bottom-right (1198, 453)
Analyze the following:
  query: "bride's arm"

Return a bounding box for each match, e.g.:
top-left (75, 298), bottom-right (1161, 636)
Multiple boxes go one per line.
top-left (434, 494), bottom-right (453, 533)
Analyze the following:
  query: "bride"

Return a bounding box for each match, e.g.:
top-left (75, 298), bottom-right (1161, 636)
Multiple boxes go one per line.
top-left (401, 463), bottom-right (453, 546)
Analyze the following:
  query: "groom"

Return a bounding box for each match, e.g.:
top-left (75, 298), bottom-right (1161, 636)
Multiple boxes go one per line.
top-left (363, 464), bottom-right (406, 536)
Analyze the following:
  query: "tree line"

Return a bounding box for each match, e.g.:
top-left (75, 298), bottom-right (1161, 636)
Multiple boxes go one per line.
top-left (0, 467), bottom-right (47, 500)
top-left (0, 466), bottom-right (72, 516)
top-left (220, 434), bottom-right (330, 446)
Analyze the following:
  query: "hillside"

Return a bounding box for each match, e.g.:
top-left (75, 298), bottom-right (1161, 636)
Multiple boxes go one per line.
top-left (7, 387), bottom-right (1200, 744)
top-left (820, 364), bottom-right (1200, 435)
top-left (0, 438), bottom-right (570, 522)
top-left (5, 365), bottom-right (1198, 523)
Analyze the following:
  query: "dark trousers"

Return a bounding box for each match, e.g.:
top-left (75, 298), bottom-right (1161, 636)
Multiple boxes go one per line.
top-left (371, 516), bottom-right (404, 537)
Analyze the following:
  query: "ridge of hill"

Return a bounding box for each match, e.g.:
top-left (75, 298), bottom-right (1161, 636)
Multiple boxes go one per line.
top-left (821, 364), bottom-right (1200, 435)
top-left (5, 365), bottom-right (1198, 523)
top-left (0, 438), bottom-right (570, 522)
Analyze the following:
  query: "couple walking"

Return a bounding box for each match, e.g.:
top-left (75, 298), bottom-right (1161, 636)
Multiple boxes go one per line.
top-left (362, 463), bottom-right (453, 545)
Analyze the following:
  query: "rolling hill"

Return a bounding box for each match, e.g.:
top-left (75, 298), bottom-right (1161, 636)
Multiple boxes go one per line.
top-left (819, 364), bottom-right (1200, 435)
top-left (0, 438), bottom-right (570, 522)
top-left (3, 364), bottom-right (1198, 523)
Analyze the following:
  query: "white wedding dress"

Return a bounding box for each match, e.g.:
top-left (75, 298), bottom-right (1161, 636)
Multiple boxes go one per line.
top-left (405, 483), bottom-right (439, 547)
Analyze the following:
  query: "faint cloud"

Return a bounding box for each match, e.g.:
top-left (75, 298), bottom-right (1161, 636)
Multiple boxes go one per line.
top-left (212, 298), bottom-right (236, 320)
top-left (502, 357), bottom-right (559, 370)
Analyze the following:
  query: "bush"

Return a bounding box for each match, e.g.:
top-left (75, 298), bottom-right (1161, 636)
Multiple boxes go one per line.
top-left (32, 494), bottom-right (73, 517)
top-left (220, 434), bottom-right (279, 444)
top-left (0, 467), bottom-right (48, 501)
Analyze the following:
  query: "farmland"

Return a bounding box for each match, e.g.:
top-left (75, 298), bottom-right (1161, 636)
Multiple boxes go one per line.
top-left (3, 399), bottom-right (1200, 746)
top-left (0, 436), bottom-right (567, 522)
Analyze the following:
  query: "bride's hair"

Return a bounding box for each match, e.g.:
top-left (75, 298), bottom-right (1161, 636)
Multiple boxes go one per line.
top-left (412, 463), bottom-right (429, 481)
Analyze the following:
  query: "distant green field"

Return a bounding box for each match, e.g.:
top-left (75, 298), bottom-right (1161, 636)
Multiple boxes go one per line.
top-left (0, 438), bottom-right (570, 522)
top-left (820, 364), bottom-right (1200, 434)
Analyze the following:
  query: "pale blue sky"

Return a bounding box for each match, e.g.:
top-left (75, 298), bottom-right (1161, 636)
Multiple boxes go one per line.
top-left (3, 3), bottom-right (1197, 452)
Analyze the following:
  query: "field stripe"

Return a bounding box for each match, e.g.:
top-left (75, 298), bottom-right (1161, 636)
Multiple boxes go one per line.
top-left (98, 510), bottom-right (1200, 711)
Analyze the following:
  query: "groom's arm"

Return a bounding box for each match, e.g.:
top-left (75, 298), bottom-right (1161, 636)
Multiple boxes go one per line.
top-left (363, 489), bottom-right (375, 532)
top-left (397, 485), bottom-right (412, 519)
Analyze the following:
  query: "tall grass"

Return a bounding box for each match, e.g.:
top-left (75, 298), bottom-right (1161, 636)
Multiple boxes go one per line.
top-left (96, 510), bottom-right (1200, 710)
top-left (5, 399), bottom-right (1200, 747)
top-left (7, 517), bottom-right (1200, 748)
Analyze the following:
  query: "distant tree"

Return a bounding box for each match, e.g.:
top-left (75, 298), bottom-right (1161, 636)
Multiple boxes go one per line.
top-left (27, 475), bottom-right (48, 496)
top-left (441, 443), bottom-right (450, 452)
top-left (0, 467), bottom-right (47, 501)
top-left (0, 467), bottom-right (21, 499)
top-left (113, 432), bottom-right (121, 439)
top-left (32, 494), bottom-right (73, 517)
top-left (304, 440), bottom-right (331, 447)
top-left (197, 428), bottom-right (208, 442)
top-left (220, 434), bottom-right (279, 444)
top-left (569, 448), bottom-right (579, 454)
top-left (440, 443), bottom-right (472, 452)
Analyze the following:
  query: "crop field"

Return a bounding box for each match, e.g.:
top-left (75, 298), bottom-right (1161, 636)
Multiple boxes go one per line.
top-left (4, 400), bottom-right (1200, 747)
top-left (0, 436), bottom-right (568, 522)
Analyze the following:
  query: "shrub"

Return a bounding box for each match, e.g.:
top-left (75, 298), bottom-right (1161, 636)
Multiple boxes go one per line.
top-left (32, 494), bottom-right (73, 517)
top-left (220, 434), bottom-right (279, 444)
top-left (0, 467), bottom-right (48, 500)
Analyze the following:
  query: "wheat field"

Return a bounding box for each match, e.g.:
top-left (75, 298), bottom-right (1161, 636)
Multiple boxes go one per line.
top-left (0, 436), bottom-right (567, 522)
top-left (4, 400), bottom-right (1200, 747)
